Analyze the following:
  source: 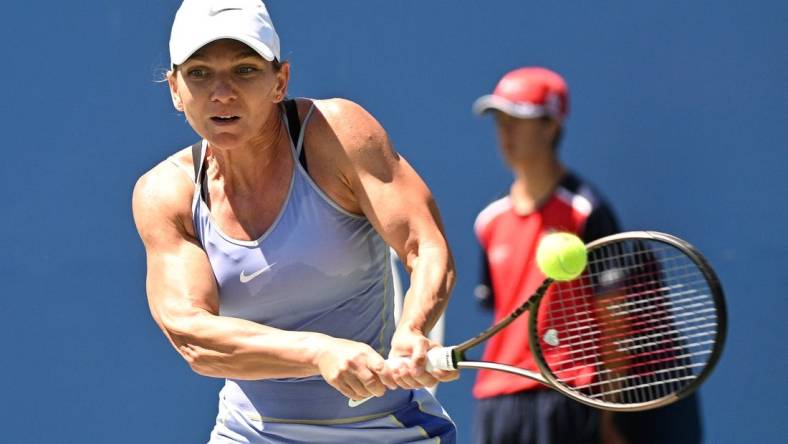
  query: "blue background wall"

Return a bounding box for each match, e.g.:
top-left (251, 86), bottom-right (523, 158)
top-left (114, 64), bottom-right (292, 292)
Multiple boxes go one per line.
top-left (1, 1), bottom-right (786, 442)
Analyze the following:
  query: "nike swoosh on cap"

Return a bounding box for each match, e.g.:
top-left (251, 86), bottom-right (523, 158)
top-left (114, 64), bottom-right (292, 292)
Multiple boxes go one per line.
top-left (239, 263), bottom-right (275, 283)
top-left (209, 7), bottom-right (243, 16)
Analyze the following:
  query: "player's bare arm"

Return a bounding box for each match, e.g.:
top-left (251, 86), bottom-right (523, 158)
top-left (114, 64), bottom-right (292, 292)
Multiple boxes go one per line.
top-left (303, 98), bottom-right (458, 387)
top-left (132, 159), bottom-right (391, 400)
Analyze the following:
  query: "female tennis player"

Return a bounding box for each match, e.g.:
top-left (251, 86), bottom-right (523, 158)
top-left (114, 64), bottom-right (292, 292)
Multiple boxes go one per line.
top-left (131, 1), bottom-right (457, 442)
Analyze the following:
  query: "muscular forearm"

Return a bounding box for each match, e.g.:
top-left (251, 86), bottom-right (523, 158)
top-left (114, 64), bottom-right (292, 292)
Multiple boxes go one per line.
top-left (161, 310), bottom-right (330, 380)
top-left (398, 243), bottom-right (455, 335)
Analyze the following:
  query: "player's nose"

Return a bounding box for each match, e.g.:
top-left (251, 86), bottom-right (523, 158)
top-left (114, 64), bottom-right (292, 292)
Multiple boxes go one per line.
top-left (210, 76), bottom-right (237, 103)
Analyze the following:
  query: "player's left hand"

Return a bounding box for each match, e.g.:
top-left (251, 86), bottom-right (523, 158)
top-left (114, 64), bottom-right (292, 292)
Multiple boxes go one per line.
top-left (387, 327), bottom-right (459, 389)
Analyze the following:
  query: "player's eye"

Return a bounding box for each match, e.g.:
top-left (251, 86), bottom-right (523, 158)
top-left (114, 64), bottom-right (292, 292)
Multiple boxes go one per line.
top-left (237, 66), bottom-right (258, 75)
top-left (187, 68), bottom-right (209, 79)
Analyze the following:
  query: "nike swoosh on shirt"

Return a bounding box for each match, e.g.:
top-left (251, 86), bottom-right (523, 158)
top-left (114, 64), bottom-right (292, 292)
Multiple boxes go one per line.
top-left (239, 263), bottom-right (276, 283)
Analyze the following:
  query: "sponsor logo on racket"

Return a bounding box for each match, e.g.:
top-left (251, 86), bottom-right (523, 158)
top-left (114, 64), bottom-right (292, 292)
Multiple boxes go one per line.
top-left (543, 329), bottom-right (560, 346)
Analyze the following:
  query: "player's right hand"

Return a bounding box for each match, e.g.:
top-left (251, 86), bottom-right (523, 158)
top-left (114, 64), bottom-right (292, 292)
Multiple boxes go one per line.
top-left (387, 327), bottom-right (460, 389)
top-left (315, 338), bottom-right (397, 401)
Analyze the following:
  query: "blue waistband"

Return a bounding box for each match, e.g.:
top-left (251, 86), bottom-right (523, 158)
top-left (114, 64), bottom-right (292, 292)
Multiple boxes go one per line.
top-left (221, 378), bottom-right (413, 422)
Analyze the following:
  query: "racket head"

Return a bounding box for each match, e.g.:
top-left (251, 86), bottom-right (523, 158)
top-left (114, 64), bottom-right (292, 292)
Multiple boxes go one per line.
top-left (529, 231), bottom-right (726, 411)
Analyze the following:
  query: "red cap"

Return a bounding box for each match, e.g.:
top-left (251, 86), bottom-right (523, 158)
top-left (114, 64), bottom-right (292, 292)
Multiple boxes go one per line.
top-left (473, 67), bottom-right (569, 121)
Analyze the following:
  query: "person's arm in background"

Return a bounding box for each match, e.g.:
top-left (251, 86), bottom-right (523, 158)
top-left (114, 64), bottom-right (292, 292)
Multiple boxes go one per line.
top-left (580, 200), bottom-right (628, 444)
top-left (580, 202), bottom-right (620, 245)
top-left (474, 250), bottom-right (494, 310)
top-left (473, 195), bottom-right (507, 312)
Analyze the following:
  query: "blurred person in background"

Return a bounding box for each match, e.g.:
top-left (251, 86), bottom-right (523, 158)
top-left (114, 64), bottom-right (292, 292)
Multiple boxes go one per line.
top-left (470, 67), bottom-right (621, 444)
top-left (469, 66), bottom-right (703, 444)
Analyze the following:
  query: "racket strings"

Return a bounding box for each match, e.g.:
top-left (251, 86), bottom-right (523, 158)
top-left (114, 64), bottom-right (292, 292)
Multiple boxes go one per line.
top-left (537, 267), bottom-right (710, 326)
top-left (549, 320), bottom-right (718, 366)
top-left (552, 339), bottom-right (716, 379)
top-left (557, 354), bottom-right (711, 391)
top-left (616, 247), bottom-right (704, 403)
top-left (544, 262), bottom-right (706, 309)
top-left (549, 282), bottom-right (713, 333)
top-left (549, 289), bottom-right (717, 349)
top-left (559, 304), bottom-right (717, 345)
top-left (535, 238), bottom-right (720, 405)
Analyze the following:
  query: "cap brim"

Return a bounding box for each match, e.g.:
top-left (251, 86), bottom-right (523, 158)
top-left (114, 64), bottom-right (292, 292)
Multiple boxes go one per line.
top-left (472, 95), bottom-right (549, 119)
top-left (171, 34), bottom-right (276, 67)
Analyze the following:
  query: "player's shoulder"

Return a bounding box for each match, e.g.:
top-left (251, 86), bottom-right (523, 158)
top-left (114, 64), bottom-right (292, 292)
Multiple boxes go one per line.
top-left (312, 97), bottom-right (373, 121)
top-left (134, 146), bottom-right (195, 197)
top-left (309, 98), bottom-right (388, 149)
top-left (304, 98), bottom-right (395, 178)
top-left (132, 147), bottom-right (196, 230)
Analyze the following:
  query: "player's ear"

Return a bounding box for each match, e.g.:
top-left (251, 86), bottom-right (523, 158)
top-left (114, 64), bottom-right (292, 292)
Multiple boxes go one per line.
top-left (272, 61), bottom-right (290, 104)
top-left (541, 117), bottom-right (561, 147)
top-left (167, 69), bottom-right (184, 112)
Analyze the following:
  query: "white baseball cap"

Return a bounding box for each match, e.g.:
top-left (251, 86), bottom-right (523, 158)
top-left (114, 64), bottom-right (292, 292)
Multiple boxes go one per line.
top-left (169, 0), bottom-right (281, 67)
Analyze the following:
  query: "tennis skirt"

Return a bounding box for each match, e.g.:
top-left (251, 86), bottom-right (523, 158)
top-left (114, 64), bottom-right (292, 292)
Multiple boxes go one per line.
top-left (208, 386), bottom-right (456, 443)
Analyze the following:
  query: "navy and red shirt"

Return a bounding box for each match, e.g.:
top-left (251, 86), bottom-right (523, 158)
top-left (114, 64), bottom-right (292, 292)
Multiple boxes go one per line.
top-left (473, 172), bottom-right (619, 399)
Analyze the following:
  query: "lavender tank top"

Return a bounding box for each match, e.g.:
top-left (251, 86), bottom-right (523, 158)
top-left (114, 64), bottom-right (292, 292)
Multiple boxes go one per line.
top-left (190, 103), bottom-right (411, 422)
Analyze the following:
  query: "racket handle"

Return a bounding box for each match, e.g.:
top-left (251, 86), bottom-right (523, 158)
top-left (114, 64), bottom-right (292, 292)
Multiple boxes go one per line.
top-left (348, 350), bottom-right (453, 407)
top-left (426, 346), bottom-right (456, 371)
top-left (348, 357), bottom-right (408, 407)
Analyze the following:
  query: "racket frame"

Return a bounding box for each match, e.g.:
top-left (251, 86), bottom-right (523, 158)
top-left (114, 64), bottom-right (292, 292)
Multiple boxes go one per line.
top-left (444, 231), bottom-right (727, 412)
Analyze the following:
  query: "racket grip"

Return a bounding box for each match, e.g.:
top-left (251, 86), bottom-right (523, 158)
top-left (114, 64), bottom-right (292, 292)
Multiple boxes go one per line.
top-left (426, 346), bottom-right (456, 371)
top-left (347, 351), bottom-right (454, 407)
top-left (348, 357), bottom-right (408, 407)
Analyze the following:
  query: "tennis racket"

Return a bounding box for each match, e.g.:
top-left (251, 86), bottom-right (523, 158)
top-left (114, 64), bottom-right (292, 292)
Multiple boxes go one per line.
top-left (352, 231), bottom-right (726, 411)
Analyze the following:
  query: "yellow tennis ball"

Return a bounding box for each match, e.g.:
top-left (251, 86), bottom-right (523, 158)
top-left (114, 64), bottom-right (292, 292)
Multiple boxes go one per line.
top-left (536, 232), bottom-right (588, 281)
